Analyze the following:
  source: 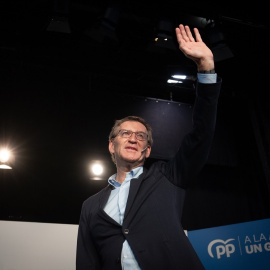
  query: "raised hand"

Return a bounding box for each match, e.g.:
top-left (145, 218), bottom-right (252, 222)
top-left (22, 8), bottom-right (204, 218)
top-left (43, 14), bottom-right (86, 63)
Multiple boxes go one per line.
top-left (175, 24), bottom-right (214, 72)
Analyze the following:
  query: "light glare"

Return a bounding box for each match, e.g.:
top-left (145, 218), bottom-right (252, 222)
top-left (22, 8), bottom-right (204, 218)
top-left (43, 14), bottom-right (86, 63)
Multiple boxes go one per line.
top-left (172, 74), bottom-right (187, 79)
top-left (0, 164), bottom-right (12, 169)
top-left (0, 149), bottom-right (10, 163)
top-left (91, 164), bottom-right (104, 176)
top-left (167, 79), bottom-right (183, 84)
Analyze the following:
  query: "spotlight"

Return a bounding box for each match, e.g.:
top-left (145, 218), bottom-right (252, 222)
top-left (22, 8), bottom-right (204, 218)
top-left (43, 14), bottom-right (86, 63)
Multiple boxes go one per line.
top-left (91, 163), bottom-right (104, 176)
top-left (89, 160), bottom-right (107, 180)
top-left (0, 148), bottom-right (13, 169)
top-left (148, 18), bottom-right (178, 53)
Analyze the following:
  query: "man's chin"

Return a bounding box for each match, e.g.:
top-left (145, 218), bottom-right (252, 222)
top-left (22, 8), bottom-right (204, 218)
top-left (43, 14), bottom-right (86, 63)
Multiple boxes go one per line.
top-left (123, 156), bottom-right (144, 165)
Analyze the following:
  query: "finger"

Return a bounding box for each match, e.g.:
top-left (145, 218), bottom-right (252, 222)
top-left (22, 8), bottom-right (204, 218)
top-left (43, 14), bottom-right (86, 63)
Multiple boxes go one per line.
top-left (176, 24), bottom-right (184, 37)
top-left (180, 24), bottom-right (189, 42)
top-left (185, 25), bottom-right (195, 42)
top-left (193, 28), bottom-right (202, 42)
top-left (175, 25), bottom-right (184, 44)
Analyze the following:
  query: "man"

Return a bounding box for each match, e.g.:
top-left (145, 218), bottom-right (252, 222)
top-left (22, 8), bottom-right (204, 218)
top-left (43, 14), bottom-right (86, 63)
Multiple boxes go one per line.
top-left (76, 24), bottom-right (222, 269)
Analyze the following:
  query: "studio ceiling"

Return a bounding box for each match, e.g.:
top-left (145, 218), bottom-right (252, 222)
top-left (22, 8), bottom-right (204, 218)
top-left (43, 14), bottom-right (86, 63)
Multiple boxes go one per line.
top-left (0, 0), bottom-right (268, 102)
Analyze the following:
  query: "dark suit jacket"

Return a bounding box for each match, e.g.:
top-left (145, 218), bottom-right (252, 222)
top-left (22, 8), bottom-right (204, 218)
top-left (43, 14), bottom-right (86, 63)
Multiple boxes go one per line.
top-left (76, 78), bottom-right (222, 270)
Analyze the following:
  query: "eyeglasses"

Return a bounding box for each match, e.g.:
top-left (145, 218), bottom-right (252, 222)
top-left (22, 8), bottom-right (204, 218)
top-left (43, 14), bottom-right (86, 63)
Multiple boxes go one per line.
top-left (117, 129), bottom-right (148, 141)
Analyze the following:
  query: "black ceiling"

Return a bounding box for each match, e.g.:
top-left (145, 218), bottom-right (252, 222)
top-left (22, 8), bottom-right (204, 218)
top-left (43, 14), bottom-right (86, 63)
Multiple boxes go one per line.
top-left (0, 0), bottom-right (269, 102)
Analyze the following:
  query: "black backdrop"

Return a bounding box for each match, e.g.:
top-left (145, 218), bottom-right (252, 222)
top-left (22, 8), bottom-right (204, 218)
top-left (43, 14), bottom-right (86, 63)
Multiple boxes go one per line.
top-left (0, 67), bottom-right (270, 230)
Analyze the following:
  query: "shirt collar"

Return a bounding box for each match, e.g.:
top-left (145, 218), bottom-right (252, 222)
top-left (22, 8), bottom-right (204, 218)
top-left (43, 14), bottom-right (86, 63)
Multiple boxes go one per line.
top-left (108, 166), bottom-right (143, 188)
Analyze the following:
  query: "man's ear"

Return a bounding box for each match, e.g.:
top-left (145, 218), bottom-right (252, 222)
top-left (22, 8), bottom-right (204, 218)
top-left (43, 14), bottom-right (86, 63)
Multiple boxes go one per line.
top-left (145, 146), bottom-right (151, 158)
top-left (108, 139), bottom-right (115, 154)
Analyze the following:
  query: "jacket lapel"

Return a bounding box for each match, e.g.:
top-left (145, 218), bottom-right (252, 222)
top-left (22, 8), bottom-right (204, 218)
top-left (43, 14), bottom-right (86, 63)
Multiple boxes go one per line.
top-left (99, 184), bottom-right (113, 209)
top-left (124, 168), bottom-right (148, 219)
top-left (97, 185), bottom-right (121, 225)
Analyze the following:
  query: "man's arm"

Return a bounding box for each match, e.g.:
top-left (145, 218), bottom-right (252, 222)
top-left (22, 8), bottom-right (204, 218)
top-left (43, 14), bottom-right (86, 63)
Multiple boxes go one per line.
top-left (161, 25), bottom-right (221, 188)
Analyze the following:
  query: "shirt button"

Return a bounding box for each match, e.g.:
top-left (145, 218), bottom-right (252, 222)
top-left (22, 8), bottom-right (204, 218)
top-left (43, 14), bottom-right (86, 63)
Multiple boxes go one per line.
top-left (124, 229), bottom-right (129, 234)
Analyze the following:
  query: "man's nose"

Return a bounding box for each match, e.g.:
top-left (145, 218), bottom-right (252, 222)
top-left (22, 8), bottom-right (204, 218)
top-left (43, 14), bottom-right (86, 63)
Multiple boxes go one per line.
top-left (129, 132), bottom-right (137, 141)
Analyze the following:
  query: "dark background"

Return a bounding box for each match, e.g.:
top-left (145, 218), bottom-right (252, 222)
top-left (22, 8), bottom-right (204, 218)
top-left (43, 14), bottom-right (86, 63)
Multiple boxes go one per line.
top-left (0, 0), bottom-right (269, 230)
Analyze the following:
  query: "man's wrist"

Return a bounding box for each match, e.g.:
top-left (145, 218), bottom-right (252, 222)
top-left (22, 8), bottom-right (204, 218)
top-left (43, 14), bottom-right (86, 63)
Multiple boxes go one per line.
top-left (197, 72), bottom-right (217, 84)
top-left (198, 69), bottom-right (215, 74)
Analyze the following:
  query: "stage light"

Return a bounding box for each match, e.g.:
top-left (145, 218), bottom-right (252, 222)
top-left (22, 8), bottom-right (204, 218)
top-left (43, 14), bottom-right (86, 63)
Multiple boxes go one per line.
top-left (0, 148), bottom-right (13, 169)
top-left (154, 19), bottom-right (178, 51)
top-left (46, 0), bottom-right (71, 34)
top-left (165, 65), bottom-right (196, 85)
top-left (167, 79), bottom-right (183, 84)
top-left (147, 18), bottom-right (178, 53)
top-left (91, 163), bottom-right (103, 176)
top-left (172, 75), bottom-right (187, 80)
top-left (89, 160), bottom-right (107, 180)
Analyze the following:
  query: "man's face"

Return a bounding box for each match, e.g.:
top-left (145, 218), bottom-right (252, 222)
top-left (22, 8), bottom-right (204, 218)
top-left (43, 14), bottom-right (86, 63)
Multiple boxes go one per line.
top-left (109, 121), bottom-right (151, 168)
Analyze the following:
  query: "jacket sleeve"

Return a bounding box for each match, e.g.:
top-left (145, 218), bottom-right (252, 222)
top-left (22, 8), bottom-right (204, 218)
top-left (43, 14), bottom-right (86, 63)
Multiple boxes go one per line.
top-left (76, 201), bottom-right (101, 270)
top-left (162, 78), bottom-right (222, 188)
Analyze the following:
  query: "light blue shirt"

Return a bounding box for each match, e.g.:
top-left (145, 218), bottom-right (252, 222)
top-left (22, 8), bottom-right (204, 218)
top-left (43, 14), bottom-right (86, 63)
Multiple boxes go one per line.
top-left (104, 166), bottom-right (143, 270)
top-left (197, 73), bottom-right (217, 84)
top-left (103, 73), bottom-right (216, 269)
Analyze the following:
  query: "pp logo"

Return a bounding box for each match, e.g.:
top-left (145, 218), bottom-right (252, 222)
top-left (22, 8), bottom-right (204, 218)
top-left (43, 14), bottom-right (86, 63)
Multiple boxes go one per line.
top-left (208, 239), bottom-right (236, 259)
